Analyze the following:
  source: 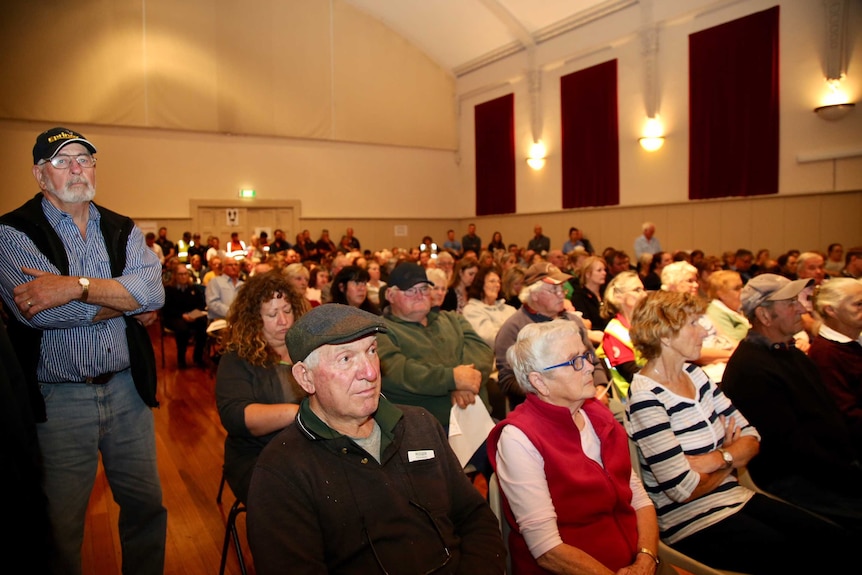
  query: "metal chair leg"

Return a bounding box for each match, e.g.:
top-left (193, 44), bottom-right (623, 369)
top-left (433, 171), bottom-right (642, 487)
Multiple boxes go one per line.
top-left (216, 472), bottom-right (226, 504)
top-left (219, 499), bottom-right (247, 575)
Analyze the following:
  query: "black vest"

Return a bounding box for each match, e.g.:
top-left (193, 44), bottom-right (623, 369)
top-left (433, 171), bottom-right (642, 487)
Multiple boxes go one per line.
top-left (0, 193), bottom-right (159, 421)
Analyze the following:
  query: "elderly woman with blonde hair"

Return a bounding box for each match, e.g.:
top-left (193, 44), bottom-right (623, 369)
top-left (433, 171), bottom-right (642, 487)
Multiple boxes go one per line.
top-left (626, 290), bottom-right (851, 573)
top-left (661, 261), bottom-right (735, 382)
top-left (283, 262), bottom-right (316, 310)
top-left (599, 271), bottom-right (647, 396)
top-left (705, 270), bottom-right (750, 342)
top-left (489, 319), bottom-right (669, 575)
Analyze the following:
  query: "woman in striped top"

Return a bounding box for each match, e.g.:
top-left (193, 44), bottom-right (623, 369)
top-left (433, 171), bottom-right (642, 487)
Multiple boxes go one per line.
top-left (626, 291), bottom-right (852, 574)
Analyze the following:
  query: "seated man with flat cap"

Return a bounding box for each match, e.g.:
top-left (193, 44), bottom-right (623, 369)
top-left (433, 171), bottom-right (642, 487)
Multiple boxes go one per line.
top-left (247, 304), bottom-right (505, 575)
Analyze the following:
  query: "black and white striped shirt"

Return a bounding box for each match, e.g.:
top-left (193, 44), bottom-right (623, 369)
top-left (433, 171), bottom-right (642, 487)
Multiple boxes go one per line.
top-left (626, 363), bottom-right (759, 543)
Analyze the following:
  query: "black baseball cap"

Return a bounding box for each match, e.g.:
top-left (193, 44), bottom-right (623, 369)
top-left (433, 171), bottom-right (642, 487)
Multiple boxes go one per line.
top-left (387, 263), bottom-right (432, 290)
top-left (33, 127), bottom-right (97, 164)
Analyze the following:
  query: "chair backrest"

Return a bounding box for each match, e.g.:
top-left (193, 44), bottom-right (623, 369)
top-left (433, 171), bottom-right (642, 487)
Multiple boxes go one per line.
top-left (487, 473), bottom-right (512, 575)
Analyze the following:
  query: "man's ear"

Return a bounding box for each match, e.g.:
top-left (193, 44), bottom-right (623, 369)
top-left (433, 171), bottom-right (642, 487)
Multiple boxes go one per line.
top-left (528, 372), bottom-right (550, 398)
top-left (755, 305), bottom-right (770, 326)
top-left (32, 164), bottom-right (46, 190)
top-left (292, 362), bottom-right (315, 395)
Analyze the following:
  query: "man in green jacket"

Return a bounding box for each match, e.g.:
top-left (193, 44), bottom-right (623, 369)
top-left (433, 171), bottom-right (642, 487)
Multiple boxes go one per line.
top-left (378, 263), bottom-right (494, 428)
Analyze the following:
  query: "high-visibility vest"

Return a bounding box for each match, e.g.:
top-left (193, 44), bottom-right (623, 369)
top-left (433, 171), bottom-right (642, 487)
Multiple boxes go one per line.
top-left (226, 240), bottom-right (246, 260)
top-left (176, 239), bottom-right (190, 262)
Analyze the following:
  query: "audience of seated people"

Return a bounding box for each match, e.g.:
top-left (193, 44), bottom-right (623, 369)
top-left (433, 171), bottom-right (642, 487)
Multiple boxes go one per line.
top-left (152, 224), bottom-right (860, 572)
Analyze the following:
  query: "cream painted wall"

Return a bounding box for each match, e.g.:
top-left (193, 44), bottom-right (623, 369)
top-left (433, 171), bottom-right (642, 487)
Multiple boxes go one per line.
top-left (0, 0), bottom-right (457, 148)
top-left (0, 0), bottom-right (859, 258)
top-left (456, 0), bottom-right (862, 214)
top-left (0, 120), bottom-right (461, 219)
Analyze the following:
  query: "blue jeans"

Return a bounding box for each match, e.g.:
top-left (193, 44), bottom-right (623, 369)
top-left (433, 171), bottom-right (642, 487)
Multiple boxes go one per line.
top-left (38, 369), bottom-right (167, 575)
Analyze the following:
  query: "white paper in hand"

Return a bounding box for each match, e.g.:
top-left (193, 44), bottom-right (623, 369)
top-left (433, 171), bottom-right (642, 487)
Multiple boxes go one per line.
top-left (448, 401), bottom-right (495, 468)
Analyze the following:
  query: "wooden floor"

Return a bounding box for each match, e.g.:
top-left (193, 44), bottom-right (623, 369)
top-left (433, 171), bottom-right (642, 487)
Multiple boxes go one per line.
top-left (82, 326), bottom-right (253, 575)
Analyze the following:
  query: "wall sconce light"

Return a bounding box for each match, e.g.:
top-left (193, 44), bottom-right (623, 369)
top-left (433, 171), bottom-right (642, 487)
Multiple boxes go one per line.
top-left (638, 117), bottom-right (665, 152)
top-left (238, 189), bottom-right (256, 198)
top-left (526, 141), bottom-right (547, 170)
top-left (814, 79), bottom-right (855, 120)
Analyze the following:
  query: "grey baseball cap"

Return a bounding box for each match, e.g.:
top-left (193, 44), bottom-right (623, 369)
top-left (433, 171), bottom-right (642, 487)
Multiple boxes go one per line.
top-left (740, 274), bottom-right (814, 316)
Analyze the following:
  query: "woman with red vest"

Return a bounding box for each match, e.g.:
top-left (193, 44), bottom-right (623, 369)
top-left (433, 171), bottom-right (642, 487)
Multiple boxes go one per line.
top-left (488, 319), bottom-right (668, 575)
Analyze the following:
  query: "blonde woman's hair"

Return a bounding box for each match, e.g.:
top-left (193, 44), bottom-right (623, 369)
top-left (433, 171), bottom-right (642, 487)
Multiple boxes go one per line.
top-left (600, 271), bottom-right (639, 319)
top-left (630, 291), bottom-right (707, 360)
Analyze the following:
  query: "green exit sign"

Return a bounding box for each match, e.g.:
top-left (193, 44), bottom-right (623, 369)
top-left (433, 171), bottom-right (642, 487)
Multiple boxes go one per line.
top-left (239, 189), bottom-right (256, 198)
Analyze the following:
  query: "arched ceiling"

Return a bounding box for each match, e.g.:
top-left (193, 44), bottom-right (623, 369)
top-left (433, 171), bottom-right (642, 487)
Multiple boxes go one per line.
top-left (343, 0), bottom-right (633, 77)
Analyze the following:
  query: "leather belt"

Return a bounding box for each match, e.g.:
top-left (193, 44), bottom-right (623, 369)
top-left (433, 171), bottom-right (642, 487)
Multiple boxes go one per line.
top-left (82, 372), bottom-right (117, 385)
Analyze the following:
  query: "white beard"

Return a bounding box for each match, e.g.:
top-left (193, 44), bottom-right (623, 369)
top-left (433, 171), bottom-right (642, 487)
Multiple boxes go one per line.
top-left (45, 176), bottom-right (96, 203)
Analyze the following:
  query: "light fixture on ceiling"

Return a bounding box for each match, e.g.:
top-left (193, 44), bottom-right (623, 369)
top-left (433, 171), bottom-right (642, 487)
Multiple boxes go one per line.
top-left (526, 140), bottom-right (546, 170)
top-left (638, 117), bottom-right (665, 152)
top-left (815, 79), bottom-right (855, 121)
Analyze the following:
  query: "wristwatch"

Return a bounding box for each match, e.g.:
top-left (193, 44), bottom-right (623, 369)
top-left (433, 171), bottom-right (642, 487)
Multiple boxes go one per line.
top-left (718, 448), bottom-right (733, 469)
top-left (78, 277), bottom-right (90, 302)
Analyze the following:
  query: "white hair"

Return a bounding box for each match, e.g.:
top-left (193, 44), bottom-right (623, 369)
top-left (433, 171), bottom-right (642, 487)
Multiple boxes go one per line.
top-left (506, 320), bottom-right (581, 395)
top-left (425, 267), bottom-right (447, 287)
top-left (518, 280), bottom-right (546, 304)
top-left (661, 261), bottom-right (696, 291)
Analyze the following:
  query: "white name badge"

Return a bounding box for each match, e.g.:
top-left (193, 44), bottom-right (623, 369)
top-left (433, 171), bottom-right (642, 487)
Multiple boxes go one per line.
top-left (408, 450), bottom-right (435, 462)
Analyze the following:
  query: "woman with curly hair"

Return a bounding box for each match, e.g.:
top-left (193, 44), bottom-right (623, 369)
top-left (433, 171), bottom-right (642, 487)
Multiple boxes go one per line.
top-left (215, 270), bottom-right (308, 503)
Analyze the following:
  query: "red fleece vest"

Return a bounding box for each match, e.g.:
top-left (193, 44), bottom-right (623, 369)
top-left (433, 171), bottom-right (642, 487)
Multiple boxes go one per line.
top-left (488, 396), bottom-right (639, 573)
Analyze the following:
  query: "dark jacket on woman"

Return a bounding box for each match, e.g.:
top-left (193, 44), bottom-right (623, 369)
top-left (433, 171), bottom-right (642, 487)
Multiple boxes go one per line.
top-left (215, 352), bottom-right (305, 502)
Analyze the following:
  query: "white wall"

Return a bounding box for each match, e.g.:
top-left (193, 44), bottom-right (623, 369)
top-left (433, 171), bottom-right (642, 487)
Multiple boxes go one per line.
top-left (456, 0), bottom-right (862, 214)
top-left (0, 0), bottom-right (859, 255)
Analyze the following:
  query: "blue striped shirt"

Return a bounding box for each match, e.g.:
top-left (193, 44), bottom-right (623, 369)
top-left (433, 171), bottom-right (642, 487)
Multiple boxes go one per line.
top-left (0, 197), bottom-right (164, 382)
top-left (625, 364), bottom-right (760, 544)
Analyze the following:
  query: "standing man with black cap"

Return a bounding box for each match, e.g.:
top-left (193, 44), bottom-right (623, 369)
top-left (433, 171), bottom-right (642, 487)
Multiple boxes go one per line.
top-left (247, 304), bottom-right (505, 574)
top-left (0, 127), bottom-right (166, 574)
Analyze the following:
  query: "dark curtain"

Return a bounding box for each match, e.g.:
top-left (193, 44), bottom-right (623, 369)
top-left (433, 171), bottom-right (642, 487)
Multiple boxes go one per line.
top-left (561, 59), bottom-right (620, 209)
top-left (475, 94), bottom-right (516, 216)
top-left (689, 6), bottom-right (779, 199)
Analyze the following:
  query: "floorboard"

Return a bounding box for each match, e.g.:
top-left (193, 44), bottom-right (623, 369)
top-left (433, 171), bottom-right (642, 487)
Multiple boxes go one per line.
top-left (81, 325), bottom-right (253, 575)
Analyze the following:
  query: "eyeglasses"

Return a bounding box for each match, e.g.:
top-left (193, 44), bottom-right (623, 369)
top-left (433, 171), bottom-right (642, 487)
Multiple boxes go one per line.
top-left (366, 500), bottom-right (451, 575)
top-left (540, 284), bottom-right (564, 296)
top-left (399, 285), bottom-right (430, 298)
top-left (42, 154), bottom-right (96, 169)
top-left (542, 351), bottom-right (597, 372)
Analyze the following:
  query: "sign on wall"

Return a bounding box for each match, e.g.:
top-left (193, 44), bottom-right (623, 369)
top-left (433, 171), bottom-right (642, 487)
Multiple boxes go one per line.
top-left (226, 209), bottom-right (240, 226)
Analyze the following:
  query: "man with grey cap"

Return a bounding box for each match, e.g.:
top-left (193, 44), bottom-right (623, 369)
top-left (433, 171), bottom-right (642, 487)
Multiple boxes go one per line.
top-left (0, 127), bottom-right (166, 573)
top-left (246, 304), bottom-right (505, 574)
top-left (722, 274), bottom-right (862, 532)
top-left (495, 262), bottom-right (612, 414)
